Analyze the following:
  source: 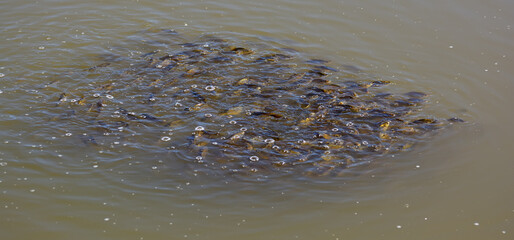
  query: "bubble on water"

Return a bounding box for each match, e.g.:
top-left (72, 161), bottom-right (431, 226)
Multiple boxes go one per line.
top-left (240, 127), bottom-right (247, 131)
top-left (331, 128), bottom-right (339, 132)
top-left (151, 166), bottom-right (158, 170)
top-left (104, 218), bottom-right (110, 221)
top-left (229, 120), bottom-right (237, 124)
top-left (293, 126), bottom-right (300, 131)
top-left (473, 222), bottom-right (479, 226)
top-left (106, 95), bottom-right (114, 99)
top-left (249, 156), bottom-right (259, 162)
top-left (272, 145), bottom-right (280, 150)
top-left (250, 168), bottom-right (258, 172)
top-left (29, 189), bottom-right (35, 193)
top-left (0, 162), bottom-right (7, 167)
top-left (203, 44), bottom-right (209, 48)
top-left (274, 161), bottom-right (286, 166)
top-left (191, 84), bottom-right (198, 88)
top-left (0, 90), bottom-right (3, 94)
top-left (297, 139), bottom-right (306, 144)
top-left (396, 225), bottom-right (402, 229)
top-left (93, 93), bottom-right (100, 97)
top-left (204, 113), bottom-right (212, 118)
top-left (161, 136), bottom-right (171, 141)
top-left (175, 102), bottom-right (183, 107)
top-left (346, 122), bottom-right (354, 127)
top-left (38, 46), bottom-right (45, 50)
top-left (205, 85), bottom-right (216, 91)
top-left (0, 73), bottom-right (4, 78)
top-left (65, 133), bottom-right (72, 136)
top-left (93, 165), bottom-right (98, 168)
top-left (264, 138), bottom-right (275, 144)
top-left (195, 126), bottom-right (204, 131)
top-left (362, 141), bottom-right (368, 145)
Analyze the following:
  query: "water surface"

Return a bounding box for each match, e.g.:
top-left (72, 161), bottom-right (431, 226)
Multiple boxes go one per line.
top-left (1, 0), bottom-right (513, 239)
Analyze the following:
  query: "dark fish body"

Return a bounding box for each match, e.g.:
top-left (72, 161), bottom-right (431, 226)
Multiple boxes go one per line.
top-left (49, 31), bottom-right (465, 178)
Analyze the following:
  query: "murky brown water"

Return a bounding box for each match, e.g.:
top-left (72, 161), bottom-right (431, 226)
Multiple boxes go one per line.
top-left (1, 0), bottom-right (513, 239)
